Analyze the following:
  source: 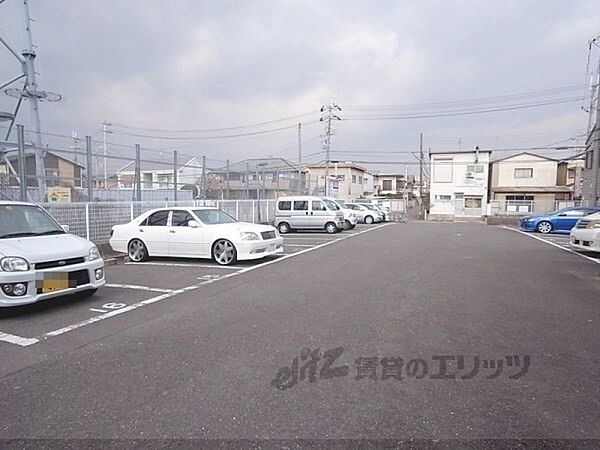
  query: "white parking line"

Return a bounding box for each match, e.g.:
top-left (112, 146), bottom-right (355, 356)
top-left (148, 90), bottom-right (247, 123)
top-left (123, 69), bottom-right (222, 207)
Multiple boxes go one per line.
top-left (25, 223), bottom-right (393, 345)
top-left (500, 226), bottom-right (600, 265)
top-left (283, 244), bottom-right (315, 247)
top-left (125, 262), bottom-right (242, 270)
top-left (0, 331), bottom-right (39, 347)
top-left (105, 283), bottom-right (173, 293)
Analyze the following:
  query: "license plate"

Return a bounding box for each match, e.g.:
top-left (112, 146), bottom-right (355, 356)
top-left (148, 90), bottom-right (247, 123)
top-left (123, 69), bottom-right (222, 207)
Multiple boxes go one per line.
top-left (38, 273), bottom-right (71, 293)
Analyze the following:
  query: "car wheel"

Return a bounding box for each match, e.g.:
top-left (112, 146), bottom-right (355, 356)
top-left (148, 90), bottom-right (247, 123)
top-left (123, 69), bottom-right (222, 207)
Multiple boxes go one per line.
top-left (128, 239), bottom-right (149, 262)
top-left (537, 221), bottom-right (553, 234)
top-left (343, 219), bottom-right (352, 230)
top-left (278, 222), bottom-right (291, 234)
top-left (325, 222), bottom-right (338, 234)
top-left (349, 224), bottom-right (356, 229)
top-left (213, 239), bottom-right (237, 265)
top-left (364, 215), bottom-right (374, 224)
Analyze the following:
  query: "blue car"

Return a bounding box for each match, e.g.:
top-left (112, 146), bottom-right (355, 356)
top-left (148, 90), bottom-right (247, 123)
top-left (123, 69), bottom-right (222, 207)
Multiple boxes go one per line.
top-left (519, 207), bottom-right (600, 234)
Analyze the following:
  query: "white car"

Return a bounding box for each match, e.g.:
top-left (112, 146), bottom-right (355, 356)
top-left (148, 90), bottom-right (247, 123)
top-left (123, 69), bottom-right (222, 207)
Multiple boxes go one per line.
top-left (570, 211), bottom-right (600, 253)
top-left (110, 207), bottom-right (284, 265)
top-left (343, 203), bottom-right (383, 224)
top-left (323, 197), bottom-right (357, 230)
top-left (0, 202), bottom-right (105, 307)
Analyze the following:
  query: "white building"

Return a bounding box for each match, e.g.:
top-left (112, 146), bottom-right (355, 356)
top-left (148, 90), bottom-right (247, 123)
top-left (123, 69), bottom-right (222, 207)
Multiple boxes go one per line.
top-left (489, 152), bottom-right (572, 214)
top-left (429, 149), bottom-right (491, 220)
top-left (116, 157), bottom-right (202, 190)
top-left (306, 162), bottom-right (369, 200)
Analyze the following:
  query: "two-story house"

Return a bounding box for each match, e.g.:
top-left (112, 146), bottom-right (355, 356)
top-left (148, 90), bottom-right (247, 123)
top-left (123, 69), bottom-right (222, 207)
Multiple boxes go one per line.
top-left (306, 162), bottom-right (368, 200)
top-left (374, 173), bottom-right (406, 196)
top-left (116, 157), bottom-right (202, 190)
top-left (429, 149), bottom-right (491, 220)
top-left (489, 152), bottom-right (572, 214)
top-left (0, 151), bottom-right (84, 188)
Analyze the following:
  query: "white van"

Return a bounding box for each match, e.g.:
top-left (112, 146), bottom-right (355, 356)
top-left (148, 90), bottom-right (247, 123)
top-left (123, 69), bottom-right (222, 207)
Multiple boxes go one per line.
top-left (274, 196), bottom-right (345, 234)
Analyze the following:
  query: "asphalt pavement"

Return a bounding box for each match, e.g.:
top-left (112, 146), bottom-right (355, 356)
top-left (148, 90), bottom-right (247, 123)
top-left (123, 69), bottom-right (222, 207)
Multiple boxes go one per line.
top-left (0, 221), bottom-right (598, 442)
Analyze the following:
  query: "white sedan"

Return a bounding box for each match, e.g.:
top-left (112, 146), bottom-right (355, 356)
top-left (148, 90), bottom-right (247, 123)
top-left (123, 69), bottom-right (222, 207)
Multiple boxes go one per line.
top-left (570, 211), bottom-right (600, 253)
top-left (109, 207), bottom-right (284, 265)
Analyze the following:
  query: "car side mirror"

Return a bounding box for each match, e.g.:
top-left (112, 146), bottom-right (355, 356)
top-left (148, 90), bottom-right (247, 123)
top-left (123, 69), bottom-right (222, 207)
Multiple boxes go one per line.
top-left (62, 225), bottom-right (70, 233)
top-left (188, 220), bottom-right (201, 228)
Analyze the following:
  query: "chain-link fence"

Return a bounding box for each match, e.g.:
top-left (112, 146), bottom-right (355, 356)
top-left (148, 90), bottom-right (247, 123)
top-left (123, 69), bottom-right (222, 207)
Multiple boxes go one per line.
top-left (489, 199), bottom-right (593, 216)
top-left (0, 125), bottom-right (306, 204)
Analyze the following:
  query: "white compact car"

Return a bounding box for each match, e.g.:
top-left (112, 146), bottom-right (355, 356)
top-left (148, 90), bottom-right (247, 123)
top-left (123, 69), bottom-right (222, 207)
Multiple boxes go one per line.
top-left (323, 197), bottom-right (357, 230)
top-left (110, 207), bottom-right (284, 265)
top-left (343, 203), bottom-right (383, 224)
top-left (570, 211), bottom-right (600, 253)
top-left (0, 202), bottom-right (105, 307)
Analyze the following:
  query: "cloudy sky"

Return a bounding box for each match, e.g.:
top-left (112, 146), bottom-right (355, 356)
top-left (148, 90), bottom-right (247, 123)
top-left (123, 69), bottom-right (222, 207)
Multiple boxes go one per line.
top-left (1, 0), bottom-right (599, 173)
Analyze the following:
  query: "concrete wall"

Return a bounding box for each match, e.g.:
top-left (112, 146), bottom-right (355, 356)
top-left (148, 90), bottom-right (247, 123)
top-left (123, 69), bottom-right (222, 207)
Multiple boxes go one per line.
top-left (493, 154), bottom-right (557, 188)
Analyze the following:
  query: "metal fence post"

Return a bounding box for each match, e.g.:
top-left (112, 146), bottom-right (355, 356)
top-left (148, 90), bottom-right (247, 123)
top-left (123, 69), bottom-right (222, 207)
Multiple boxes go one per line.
top-left (252, 201), bottom-right (255, 223)
top-left (265, 200), bottom-right (269, 223)
top-left (86, 136), bottom-right (93, 201)
top-left (226, 159), bottom-right (230, 200)
top-left (85, 203), bottom-right (90, 240)
top-left (16, 124), bottom-right (27, 201)
top-left (130, 203), bottom-right (134, 221)
top-left (173, 150), bottom-right (178, 202)
top-left (236, 200), bottom-right (239, 220)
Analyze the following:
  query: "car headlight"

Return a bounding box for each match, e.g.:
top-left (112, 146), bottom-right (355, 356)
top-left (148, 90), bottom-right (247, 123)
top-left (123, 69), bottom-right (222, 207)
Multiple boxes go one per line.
top-left (89, 246), bottom-right (101, 261)
top-left (240, 232), bottom-right (260, 241)
top-left (0, 257), bottom-right (30, 272)
top-left (591, 220), bottom-right (600, 229)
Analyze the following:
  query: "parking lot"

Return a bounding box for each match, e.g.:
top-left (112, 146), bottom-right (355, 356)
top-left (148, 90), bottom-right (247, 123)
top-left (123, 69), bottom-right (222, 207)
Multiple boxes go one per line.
top-left (0, 223), bottom-right (388, 357)
top-left (0, 220), bottom-right (599, 439)
top-left (499, 225), bottom-right (600, 264)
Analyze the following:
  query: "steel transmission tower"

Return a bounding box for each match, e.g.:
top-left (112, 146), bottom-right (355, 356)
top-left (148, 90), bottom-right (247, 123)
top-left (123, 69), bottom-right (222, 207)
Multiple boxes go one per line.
top-left (319, 101), bottom-right (342, 196)
top-left (0, 0), bottom-right (61, 200)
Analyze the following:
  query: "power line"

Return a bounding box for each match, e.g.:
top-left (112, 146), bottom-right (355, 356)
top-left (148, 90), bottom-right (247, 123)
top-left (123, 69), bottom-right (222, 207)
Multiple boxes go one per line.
top-left (344, 97), bottom-right (586, 121)
top-left (111, 110), bottom-right (319, 133)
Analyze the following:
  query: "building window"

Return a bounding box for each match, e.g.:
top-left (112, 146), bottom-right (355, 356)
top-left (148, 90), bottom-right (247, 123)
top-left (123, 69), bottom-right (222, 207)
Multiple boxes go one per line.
top-left (382, 180), bottom-right (393, 190)
top-left (358, 176), bottom-right (363, 184)
top-left (514, 168), bottom-right (533, 178)
top-left (45, 169), bottom-right (59, 187)
top-left (434, 195), bottom-right (452, 202)
top-left (352, 175), bottom-right (357, 184)
top-left (433, 158), bottom-right (453, 183)
top-left (464, 197), bottom-right (482, 208)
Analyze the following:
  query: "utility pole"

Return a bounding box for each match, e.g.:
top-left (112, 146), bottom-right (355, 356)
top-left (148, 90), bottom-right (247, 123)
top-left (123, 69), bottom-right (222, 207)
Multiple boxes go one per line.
top-left (419, 133), bottom-right (423, 219)
top-left (17, 124), bottom-right (27, 201)
top-left (245, 161), bottom-right (250, 199)
top-left (320, 101), bottom-right (342, 196)
top-left (592, 76), bottom-right (600, 206)
top-left (71, 131), bottom-right (80, 164)
top-left (297, 123), bottom-right (302, 194)
top-left (102, 121), bottom-right (111, 189)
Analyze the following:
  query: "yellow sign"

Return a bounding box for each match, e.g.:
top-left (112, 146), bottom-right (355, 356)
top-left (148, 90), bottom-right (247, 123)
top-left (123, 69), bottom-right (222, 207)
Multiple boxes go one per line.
top-left (47, 187), bottom-right (71, 202)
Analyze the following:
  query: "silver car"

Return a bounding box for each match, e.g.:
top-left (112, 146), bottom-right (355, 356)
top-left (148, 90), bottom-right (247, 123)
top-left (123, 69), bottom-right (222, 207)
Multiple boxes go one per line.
top-left (343, 203), bottom-right (383, 224)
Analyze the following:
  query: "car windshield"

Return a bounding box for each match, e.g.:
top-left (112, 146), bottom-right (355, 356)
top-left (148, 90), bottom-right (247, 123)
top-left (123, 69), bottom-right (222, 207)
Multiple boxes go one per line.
top-left (363, 204), bottom-right (378, 211)
top-left (322, 199), bottom-right (340, 211)
top-left (193, 209), bottom-right (237, 225)
top-left (0, 204), bottom-right (64, 239)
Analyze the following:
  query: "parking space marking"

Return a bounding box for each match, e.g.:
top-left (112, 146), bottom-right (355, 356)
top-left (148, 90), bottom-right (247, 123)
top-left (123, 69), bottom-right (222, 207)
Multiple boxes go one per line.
top-left (283, 244), bottom-right (315, 247)
top-left (11, 223), bottom-right (392, 346)
top-left (499, 226), bottom-right (600, 265)
top-left (0, 331), bottom-right (39, 347)
top-left (125, 262), bottom-right (242, 270)
top-left (89, 308), bottom-right (108, 313)
top-left (105, 283), bottom-right (173, 293)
